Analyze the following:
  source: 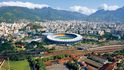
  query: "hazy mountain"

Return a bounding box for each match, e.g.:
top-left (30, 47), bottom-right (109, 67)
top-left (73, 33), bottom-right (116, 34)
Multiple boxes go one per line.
top-left (88, 7), bottom-right (124, 22)
top-left (0, 6), bottom-right (124, 23)
top-left (0, 6), bottom-right (40, 22)
top-left (0, 6), bottom-right (86, 22)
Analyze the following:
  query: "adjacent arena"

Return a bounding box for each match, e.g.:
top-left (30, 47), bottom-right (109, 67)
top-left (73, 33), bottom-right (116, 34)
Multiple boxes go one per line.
top-left (47, 33), bottom-right (82, 44)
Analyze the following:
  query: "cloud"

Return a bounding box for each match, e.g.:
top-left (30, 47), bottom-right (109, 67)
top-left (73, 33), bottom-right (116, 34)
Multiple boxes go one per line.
top-left (99, 3), bottom-right (119, 11)
top-left (70, 4), bottom-right (120, 15)
top-left (55, 7), bottom-right (62, 10)
top-left (70, 6), bottom-right (96, 15)
top-left (0, 1), bottom-right (49, 9)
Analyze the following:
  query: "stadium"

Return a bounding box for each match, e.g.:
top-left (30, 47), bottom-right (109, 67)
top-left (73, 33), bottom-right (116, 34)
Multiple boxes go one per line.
top-left (47, 33), bottom-right (82, 44)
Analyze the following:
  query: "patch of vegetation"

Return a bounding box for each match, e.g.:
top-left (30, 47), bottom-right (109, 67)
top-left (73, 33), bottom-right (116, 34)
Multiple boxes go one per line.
top-left (41, 54), bottom-right (70, 62)
top-left (0, 41), bottom-right (15, 53)
top-left (27, 56), bottom-right (46, 70)
top-left (102, 32), bottom-right (119, 40)
top-left (116, 59), bottom-right (124, 70)
top-left (9, 60), bottom-right (30, 70)
top-left (65, 61), bottom-right (79, 70)
top-left (0, 60), bottom-right (30, 70)
top-left (8, 54), bottom-right (26, 61)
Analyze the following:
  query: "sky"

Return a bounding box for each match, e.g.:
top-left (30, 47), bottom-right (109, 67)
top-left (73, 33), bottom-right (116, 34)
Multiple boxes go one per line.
top-left (0, 0), bottom-right (124, 15)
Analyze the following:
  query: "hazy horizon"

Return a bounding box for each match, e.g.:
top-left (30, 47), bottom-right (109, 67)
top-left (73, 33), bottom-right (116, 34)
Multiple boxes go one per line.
top-left (0, 0), bottom-right (124, 15)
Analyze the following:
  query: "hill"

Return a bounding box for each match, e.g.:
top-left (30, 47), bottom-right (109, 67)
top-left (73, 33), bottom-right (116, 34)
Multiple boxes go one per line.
top-left (0, 6), bottom-right (86, 22)
top-left (0, 6), bottom-right (124, 23)
top-left (88, 7), bottom-right (124, 22)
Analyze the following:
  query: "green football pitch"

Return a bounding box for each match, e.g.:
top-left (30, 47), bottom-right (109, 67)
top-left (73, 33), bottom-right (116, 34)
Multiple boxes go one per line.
top-left (0, 60), bottom-right (30, 70)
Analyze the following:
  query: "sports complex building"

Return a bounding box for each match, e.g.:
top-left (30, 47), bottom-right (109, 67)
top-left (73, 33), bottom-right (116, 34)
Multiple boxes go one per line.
top-left (46, 33), bottom-right (82, 44)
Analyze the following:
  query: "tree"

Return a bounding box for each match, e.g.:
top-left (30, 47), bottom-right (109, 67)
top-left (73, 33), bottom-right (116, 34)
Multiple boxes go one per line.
top-left (27, 56), bottom-right (36, 70)
top-left (0, 41), bottom-right (14, 53)
top-left (35, 59), bottom-right (46, 70)
top-left (9, 54), bottom-right (26, 61)
top-left (66, 61), bottom-right (79, 70)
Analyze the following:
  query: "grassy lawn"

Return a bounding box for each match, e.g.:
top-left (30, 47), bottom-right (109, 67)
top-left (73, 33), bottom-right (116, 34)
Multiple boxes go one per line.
top-left (0, 60), bottom-right (30, 70)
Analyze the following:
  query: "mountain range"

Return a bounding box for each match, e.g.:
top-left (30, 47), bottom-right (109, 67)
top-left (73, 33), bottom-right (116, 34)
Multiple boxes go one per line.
top-left (0, 6), bottom-right (124, 23)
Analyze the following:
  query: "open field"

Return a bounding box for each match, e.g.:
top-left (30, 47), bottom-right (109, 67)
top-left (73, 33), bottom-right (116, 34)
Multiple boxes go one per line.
top-left (0, 60), bottom-right (30, 70)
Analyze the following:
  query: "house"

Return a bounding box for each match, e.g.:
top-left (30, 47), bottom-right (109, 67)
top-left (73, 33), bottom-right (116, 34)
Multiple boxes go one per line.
top-left (99, 62), bottom-right (116, 70)
top-left (58, 57), bottom-right (72, 64)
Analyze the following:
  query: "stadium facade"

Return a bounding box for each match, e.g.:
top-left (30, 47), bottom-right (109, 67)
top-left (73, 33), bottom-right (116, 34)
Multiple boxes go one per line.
top-left (46, 33), bottom-right (82, 44)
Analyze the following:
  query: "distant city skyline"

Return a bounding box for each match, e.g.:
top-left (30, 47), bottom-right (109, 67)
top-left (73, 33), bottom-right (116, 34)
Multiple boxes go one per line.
top-left (0, 0), bottom-right (124, 15)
